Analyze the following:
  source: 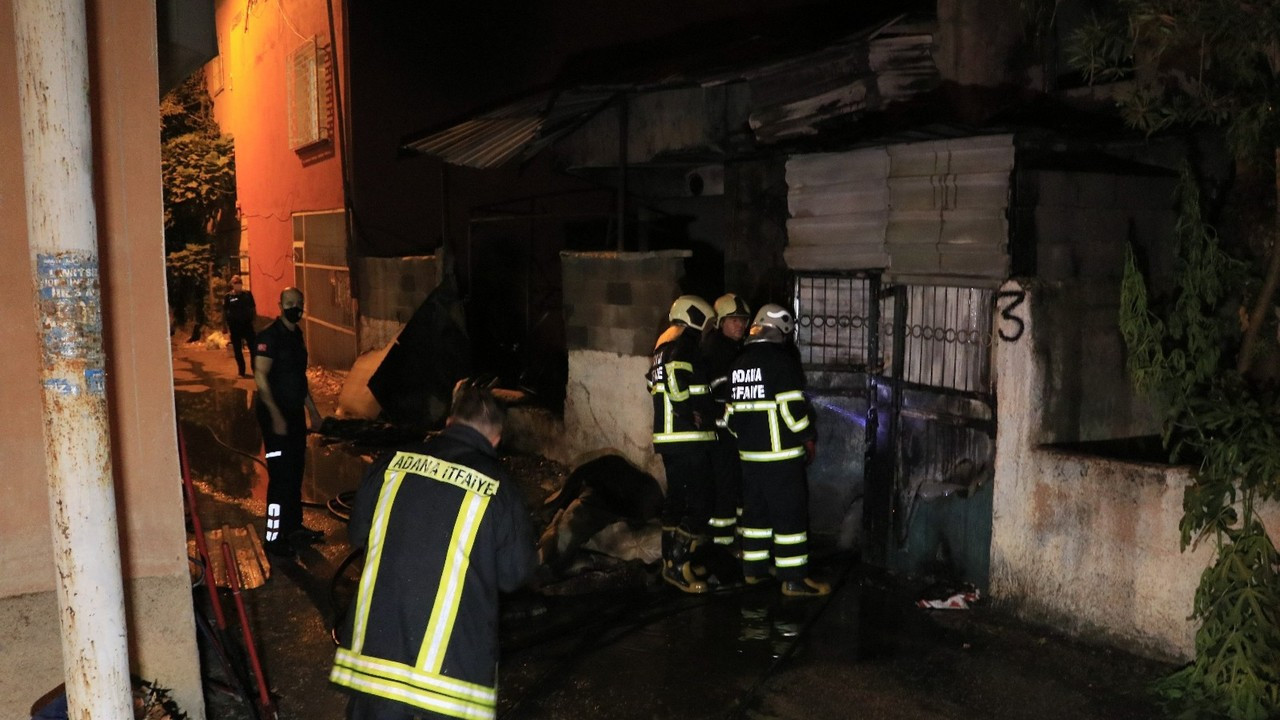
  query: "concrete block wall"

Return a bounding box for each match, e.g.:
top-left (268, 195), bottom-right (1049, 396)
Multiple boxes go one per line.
top-left (356, 255), bottom-right (442, 354)
top-left (990, 280), bottom-right (1280, 662)
top-left (559, 250), bottom-right (690, 477)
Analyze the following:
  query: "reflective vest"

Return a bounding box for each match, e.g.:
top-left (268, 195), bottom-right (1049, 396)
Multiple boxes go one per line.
top-left (647, 325), bottom-right (716, 450)
top-left (331, 425), bottom-right (537, 719)
top-left (723, 341), bottom-right (814, 462)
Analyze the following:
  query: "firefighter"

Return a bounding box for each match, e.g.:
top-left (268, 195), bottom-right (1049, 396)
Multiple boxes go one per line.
top-left (648, 294), bottom-right (717, 593)
top-left (724, 303), bottom-right (831, 597)
top-left (703, 293), bottom-right (751, 552)
top-left (331, 384), bottom-right (538, 719)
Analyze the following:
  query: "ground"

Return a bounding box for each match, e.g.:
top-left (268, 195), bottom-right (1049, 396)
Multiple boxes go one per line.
top-left (171, 334), bottom-right (1175, 720)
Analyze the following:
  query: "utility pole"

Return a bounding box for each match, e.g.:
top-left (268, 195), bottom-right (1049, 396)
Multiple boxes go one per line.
top-left (13, 0), bottom-right (133, 716)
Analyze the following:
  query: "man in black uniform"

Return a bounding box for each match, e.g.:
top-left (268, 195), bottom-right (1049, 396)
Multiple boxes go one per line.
top-left (331, 384), bottom-right (538, 720)
top-left (253, 287), bottom-right (323, 558)
top-left (223, 275), bottom-right (256, 377)
top-left (724, 304), bottom-right (830, 597)
top-left (648, 295), bottom-right (717, 593)
top-left (703, 293), bottom-right (750, 551)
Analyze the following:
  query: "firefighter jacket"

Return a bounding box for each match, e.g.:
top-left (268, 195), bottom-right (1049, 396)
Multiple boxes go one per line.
top-left (701, 328), bottom-right (743, 432)
top-left (724, 340), bottom-right (815, 462)
top-left (647, 324), bottom-right (716, 453)
top-left (331, 424), bottom-right (537, 719)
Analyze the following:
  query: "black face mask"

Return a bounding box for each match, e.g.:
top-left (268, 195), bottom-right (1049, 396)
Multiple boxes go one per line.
top-left (283, 307), bottom-right (304, 323)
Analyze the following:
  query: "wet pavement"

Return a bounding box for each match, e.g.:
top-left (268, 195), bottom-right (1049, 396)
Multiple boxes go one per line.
top-left (172, 337), bottom-right (1174, 720)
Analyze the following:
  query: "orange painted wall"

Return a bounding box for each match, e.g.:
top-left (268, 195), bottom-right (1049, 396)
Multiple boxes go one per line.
top-left (207, 0), bottom-right (346, 312)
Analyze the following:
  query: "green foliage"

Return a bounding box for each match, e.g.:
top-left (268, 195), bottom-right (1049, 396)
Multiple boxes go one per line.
top-left (161, 132), bottom-right (235, 231)
top-left (161, 70), bottom-right (235, 333)
top-left (1119, 172), bottom-right (1280, 719)
top-left (161, 71), bottom-right (235, 235)
top-left (1068, 0), bottom-right (1280, 156)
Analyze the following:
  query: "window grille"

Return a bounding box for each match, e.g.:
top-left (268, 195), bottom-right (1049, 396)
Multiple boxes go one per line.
top-left (882, 285), bottom-right (992, 394)
top-left (287, 37), bottom-right (331, 150)
top-left (794, 273), bottom-right (876, 370)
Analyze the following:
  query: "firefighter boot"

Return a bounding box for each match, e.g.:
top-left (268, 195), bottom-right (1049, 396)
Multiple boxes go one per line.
top-left (781, 577), bottom-right (831, 598)
top-left (661, 528), bottom-right (707, 594)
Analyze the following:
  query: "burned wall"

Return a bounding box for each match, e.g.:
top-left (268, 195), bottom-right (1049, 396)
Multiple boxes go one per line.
top-left (1019, 169), bottom-right (1175, 444)
top-left (724, 158), bottom-right (791, 309)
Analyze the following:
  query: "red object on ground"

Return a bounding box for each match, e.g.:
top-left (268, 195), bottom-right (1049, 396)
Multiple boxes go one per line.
top-left (179, 425), bottom-right (228, 630)
top-left (222, 541), bottom-right (278, 719)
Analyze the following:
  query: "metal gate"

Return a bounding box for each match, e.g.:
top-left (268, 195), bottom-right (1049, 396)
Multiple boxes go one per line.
top-left (796, 274), bottom-right (996, 588)
top-left (292, 210), bottom-right (356, 369)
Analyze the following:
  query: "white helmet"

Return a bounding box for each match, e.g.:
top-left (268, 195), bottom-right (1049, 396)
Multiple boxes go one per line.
top-left (748, 303), bottom-right (794, 342)
top-left (668, 295), bottom-right (713, 331)
top-left (713, 293), bottom-right (751, 327)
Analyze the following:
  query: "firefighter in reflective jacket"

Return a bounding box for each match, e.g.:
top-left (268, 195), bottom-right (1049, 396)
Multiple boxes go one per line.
top-left (702, 293), bottom-right (750, 550)
top-left (724, 304), bottom-right (831, 597)
top-left (647, 295), bottom-right (717, 593)
top-left (331, 385), bottom-right (538, 719)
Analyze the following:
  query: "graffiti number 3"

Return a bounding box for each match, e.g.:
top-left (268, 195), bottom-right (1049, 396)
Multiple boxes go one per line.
top-left (996, 290), bottom-right (1026, 342)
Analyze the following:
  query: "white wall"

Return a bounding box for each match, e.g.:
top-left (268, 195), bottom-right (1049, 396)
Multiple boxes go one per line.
top-left (990, 279), bottom-right (1280, 661)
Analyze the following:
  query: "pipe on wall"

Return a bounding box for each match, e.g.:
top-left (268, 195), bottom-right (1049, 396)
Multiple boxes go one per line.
top-left (12, 0), bottom-right (133, 716)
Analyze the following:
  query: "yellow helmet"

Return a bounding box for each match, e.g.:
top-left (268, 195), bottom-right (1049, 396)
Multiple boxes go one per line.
top-left (713, 293), bottom-right (751, 327)
top-left (668, 295), bottom-right (713, 331)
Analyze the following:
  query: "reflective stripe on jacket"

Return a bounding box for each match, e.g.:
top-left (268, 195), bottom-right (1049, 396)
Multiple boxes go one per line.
top-left (331, 424), bottom-right (537, 718)
top-left (648, 325), bottom-right (716, 449)
top-left (723, 341), bottom-right (813, 462)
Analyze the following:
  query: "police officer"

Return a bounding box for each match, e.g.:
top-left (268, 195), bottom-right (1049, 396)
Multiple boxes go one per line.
top-left (724, 304), bottom-right (830, 597)
top-left (331, 384), bottom-right (538, 719)
top-left (223, 275), bottom-right (256, 377)
top-left (648, 295), bottom-right (717, 593)
top-left (703, 293), bottom-right (750, 551)
top-left (254, 287), bottom-right (323, 558)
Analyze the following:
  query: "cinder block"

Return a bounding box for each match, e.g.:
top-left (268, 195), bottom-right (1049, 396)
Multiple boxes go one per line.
top-left (606, 281), bottom-right (634, 306)
top-left (565, 324), bottom-right (589, 350)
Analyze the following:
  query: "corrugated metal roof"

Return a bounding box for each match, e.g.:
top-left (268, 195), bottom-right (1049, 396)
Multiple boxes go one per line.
top-left (402, 7), bottom-right (934, 168)
top-left (403, 90), bottom-right (617, 169)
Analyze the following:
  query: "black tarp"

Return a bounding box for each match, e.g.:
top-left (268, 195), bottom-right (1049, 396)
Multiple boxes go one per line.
top-left (366, 274), bottom-right (471, 430)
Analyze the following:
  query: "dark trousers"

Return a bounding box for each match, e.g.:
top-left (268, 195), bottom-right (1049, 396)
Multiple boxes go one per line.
top-left (740, 458), bottom-right (811, 582)
top-left (229, 321), bottom-right (255, 375)
top-left (659, 447), bottom-right (713, 535)
top-left (257, 405), bottom-right (307, 545)
top-left (708, 432), bottom-right (742, 546)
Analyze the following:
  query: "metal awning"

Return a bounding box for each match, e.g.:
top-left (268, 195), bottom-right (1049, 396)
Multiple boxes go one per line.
top-left (402, 89), bottom-right (619, 169)
top-left (401, 3), bottom-right (933, 169)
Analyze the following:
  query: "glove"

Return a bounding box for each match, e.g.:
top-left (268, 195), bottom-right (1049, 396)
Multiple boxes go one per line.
top-left (804, 439), bottom-right (816, 466)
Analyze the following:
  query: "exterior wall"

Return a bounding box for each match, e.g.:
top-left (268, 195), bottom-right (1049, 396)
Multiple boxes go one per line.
top-left (990, 280), bottom-right (1280, 662)
top-left (1023, 170), bottom-right (1175, 443)
top-left (934, 0), bottom-right (1023, 87)
top-left (206, 0), bottom-right (346, 316)
top-left (0, 0), bottom-right (201, 715)
top-left (724, 158), bottom-right (791, 310)
top-left (559, 251), bottom-right (690, 477)
top-left (356, 254), bottom-right (443, 353)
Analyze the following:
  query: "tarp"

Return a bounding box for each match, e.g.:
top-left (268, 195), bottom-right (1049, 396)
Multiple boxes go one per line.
top-left (366, 275), bottom-right (471, 430)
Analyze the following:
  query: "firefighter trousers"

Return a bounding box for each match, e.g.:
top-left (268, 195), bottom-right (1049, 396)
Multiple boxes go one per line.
top-left (658, 447), bottom-right (713, 536)
top-left (739, 457), bottom-right (811, 582)
top-left (707, 432), bottom-right (742, 547)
